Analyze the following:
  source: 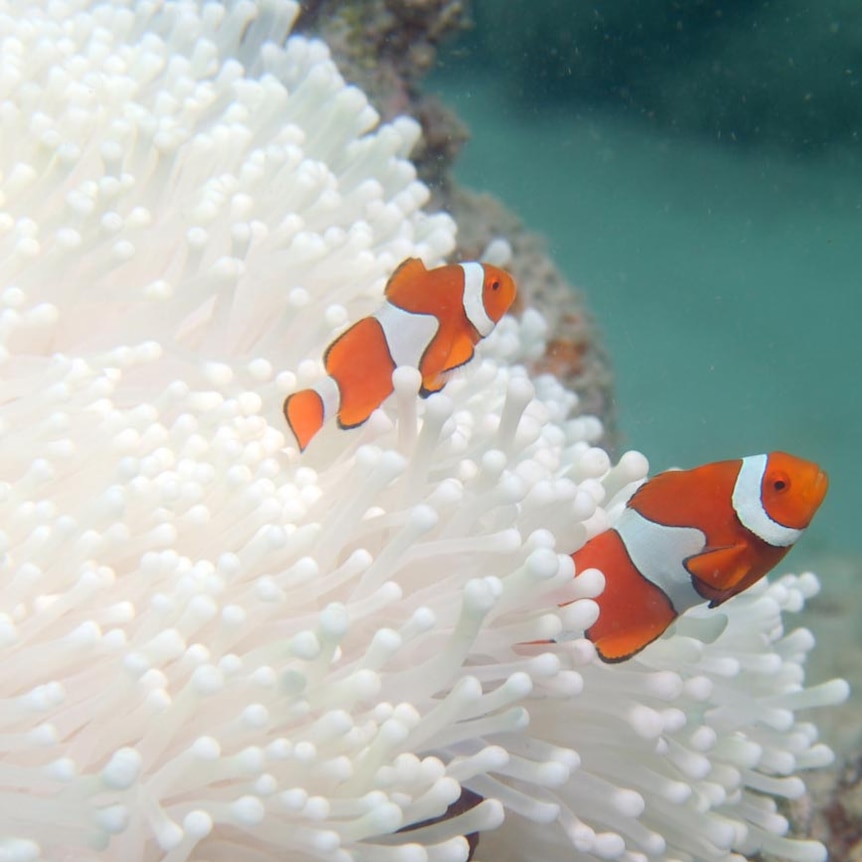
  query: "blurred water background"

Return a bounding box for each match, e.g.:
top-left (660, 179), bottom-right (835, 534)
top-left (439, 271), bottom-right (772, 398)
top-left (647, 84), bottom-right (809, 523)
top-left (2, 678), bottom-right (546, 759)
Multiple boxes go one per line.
top-left (428, 0), bottom-right (862, 580)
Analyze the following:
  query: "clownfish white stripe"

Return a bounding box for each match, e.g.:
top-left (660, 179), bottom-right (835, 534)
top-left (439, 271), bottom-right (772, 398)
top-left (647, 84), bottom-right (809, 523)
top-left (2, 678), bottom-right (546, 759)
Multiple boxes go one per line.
top-left (732, 454), bottom-right (804, 548)
top-left (460, 262), bottom-right (495, 337)
top-left (615, 506), bottom-right (706, 613)
top-left (373, 302), bottom-right (440, 369)
top-left (314, 374), bottom-right (341, 424)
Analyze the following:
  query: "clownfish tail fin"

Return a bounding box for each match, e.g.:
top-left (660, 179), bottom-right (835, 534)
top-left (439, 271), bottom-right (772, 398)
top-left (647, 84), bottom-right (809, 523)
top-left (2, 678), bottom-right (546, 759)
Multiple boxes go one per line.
top-left (283, 389), bottom-right (326, 452)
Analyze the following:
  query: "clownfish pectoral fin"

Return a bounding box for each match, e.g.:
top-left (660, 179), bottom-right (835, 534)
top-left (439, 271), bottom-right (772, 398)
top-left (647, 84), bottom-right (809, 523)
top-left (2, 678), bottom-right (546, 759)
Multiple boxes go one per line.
top-left (684, 544), bottom-right (752, 605)
top-left (440, 331), bottom-right (477, 375)
top-left (419, 376), bottom-right (446, 398)
top-left (384, 257), bottom-right (427, 301)
top-left (418, 331), bottom-right (477, 397)
top-left (284, 389), bottom-right (326, 452)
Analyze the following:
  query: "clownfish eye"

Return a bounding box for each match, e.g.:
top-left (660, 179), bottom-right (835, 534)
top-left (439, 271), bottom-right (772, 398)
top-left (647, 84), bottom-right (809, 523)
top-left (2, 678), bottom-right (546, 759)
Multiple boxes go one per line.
top-left (771, 474), bottom-right (789, 492)
top-left (490, 280), bottom-right (500, 291)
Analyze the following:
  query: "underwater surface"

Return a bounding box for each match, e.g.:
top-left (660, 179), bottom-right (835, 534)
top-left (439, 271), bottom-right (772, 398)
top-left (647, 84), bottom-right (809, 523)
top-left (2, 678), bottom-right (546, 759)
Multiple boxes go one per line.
top-left (428, 1), bottom-right (862, 578)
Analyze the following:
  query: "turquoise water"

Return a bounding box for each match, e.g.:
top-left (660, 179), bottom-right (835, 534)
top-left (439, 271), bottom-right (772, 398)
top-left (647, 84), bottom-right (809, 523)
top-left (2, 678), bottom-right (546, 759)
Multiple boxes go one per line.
top-left (428, 69), bottom-right (862, 568)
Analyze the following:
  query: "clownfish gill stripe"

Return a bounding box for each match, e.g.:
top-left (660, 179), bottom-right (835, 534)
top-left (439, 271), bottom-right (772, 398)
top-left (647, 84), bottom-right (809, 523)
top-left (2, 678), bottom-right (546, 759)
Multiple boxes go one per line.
top-left (460, 262), bottom-right (495, 337)
top-left (616, 507), bottom-right (707, 613)
top-left (314, 374), bottom-right (341, 423)
top-left (373, 302), bottom-right (439, 369)
top-left (732, 455), bottom-right (804, 548)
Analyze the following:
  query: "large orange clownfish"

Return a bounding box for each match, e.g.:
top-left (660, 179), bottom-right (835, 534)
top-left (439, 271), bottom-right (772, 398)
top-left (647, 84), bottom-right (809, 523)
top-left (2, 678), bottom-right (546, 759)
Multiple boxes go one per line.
top-left (572, 451), bottom-right (828, 662)
top-left (284, 257), bottom-right (517, 451)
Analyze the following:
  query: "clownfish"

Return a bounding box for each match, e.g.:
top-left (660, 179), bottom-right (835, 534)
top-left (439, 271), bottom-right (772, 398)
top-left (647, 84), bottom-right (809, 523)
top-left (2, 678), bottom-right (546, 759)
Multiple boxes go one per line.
top-left (283, 257), bottom-right (517, 451)
top-left (572, 451), bottom-right (828, 662)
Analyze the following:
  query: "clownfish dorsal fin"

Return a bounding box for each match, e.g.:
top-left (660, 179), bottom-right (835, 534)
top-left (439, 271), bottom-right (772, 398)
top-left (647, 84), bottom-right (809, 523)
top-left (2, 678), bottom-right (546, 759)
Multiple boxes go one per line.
top-left (384, 257), bottom-right (428, 300)
top-left (685, 543), bottom-right (751, 605)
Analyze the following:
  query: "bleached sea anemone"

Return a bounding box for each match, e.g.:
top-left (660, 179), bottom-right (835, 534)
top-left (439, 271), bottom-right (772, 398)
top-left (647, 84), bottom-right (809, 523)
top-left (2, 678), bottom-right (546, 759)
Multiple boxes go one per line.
top-left (0, 1), bottom-right (847, 861)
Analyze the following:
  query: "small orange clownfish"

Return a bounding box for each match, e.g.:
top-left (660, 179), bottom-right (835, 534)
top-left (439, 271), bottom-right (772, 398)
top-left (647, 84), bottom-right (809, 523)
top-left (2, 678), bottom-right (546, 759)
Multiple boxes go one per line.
top-left (572, 451), bottom-right (828, 662)
top-left (283, 257), bottom-right (517, 451)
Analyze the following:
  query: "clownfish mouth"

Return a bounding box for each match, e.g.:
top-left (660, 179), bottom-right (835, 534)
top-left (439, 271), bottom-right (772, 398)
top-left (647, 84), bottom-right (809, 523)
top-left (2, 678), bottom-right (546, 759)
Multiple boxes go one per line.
top-left (786, 467), bottom-right (829, 528)
top-left (810, 468), bottom-right (829, 510)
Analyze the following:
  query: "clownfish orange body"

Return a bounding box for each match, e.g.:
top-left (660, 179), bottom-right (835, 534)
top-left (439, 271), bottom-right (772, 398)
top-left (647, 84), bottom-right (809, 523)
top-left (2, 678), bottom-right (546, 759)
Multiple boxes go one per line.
top-left (284, 257), bottom-right (517, 451)
top-left (573, 452), bottom-right (828, 662)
